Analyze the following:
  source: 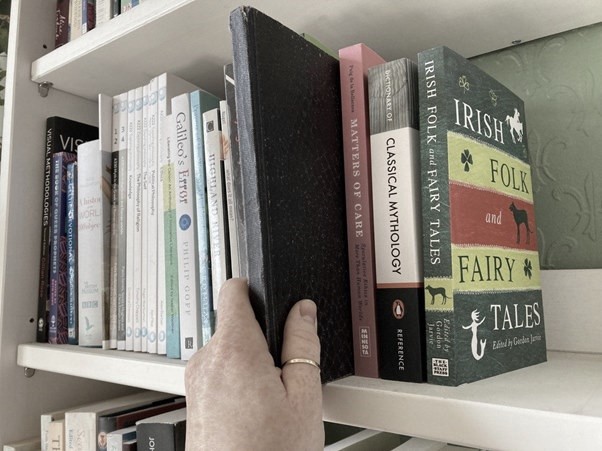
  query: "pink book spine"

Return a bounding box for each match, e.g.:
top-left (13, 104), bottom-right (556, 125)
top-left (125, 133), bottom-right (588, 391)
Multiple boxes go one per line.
top-left (339, 43), bottom-right (385, 378)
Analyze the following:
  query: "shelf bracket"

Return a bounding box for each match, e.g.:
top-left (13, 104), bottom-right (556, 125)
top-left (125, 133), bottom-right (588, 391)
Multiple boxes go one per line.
top-left (37, 81), bottom-right (53, 98)
top-left (23, 367), bottom-right (36, 378)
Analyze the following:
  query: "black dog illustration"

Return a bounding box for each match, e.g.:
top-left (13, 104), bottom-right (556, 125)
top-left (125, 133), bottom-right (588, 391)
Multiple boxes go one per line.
top-left (425, 285), bottom-right (449, 305)
top-left (509, 202), bottom-right (532, 244)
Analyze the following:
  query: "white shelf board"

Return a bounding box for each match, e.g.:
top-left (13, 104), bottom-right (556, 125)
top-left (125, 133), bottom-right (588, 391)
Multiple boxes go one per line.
top-left (17, 343), bottom-right (187, 396)
top-left (324, 351), bottom-right (602, 451)
top-left (31, 0), bottom-right (602, 100)
top-left (18, 345), bottom-right (602, 450)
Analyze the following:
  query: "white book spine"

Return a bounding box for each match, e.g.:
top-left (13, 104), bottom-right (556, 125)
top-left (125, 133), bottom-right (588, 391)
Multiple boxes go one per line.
top-left (65, 412), bottom-right (96, 451)
top-left (219, 100), bottom-right (240, 278)
top-left (133, 86), bottom-right (144, 352)
top-left (95, 0), bottom-right (112, 27)
top-left (69, 0), bottom-right (83, 41)
top-left (204, 108), bottom-right (228, 309)
top-left (146, 77), bottom-right (160, 354)
top-left (125, 89), bottom-right (136, 351)
top-left (172, 93), bottom-right (201, 361)
top-left (115, 92), bottom-right (129, 351)
top-left (77, 139), bottom-right (111, 347)
top-left (140, 84), bottom-right (149, 353)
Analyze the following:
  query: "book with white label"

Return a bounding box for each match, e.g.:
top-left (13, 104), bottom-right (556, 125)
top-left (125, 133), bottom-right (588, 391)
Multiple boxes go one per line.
top-left (77, 139), bottom-right (112, 348)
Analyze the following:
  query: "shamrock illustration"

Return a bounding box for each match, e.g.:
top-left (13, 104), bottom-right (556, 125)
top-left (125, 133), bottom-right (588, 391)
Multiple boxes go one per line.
top-left (489, 89), bottom-right (498, 106)
top-left (459, 75), bottom-right (470, 93)
top-left (461, 149), bottom-right (473, 172)
top-left (524, 258), bottom-right (533, 279)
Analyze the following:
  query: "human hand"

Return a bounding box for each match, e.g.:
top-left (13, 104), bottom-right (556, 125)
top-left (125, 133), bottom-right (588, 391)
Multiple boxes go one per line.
top-left (185, 278), bottom-right (324, 450)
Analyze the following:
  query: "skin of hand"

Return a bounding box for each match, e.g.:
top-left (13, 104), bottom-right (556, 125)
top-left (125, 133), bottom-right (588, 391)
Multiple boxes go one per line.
top-left (184, 278), bottom-right (324, 450)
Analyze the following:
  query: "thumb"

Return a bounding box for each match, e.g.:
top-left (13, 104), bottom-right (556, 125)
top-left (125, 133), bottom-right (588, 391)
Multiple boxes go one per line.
top-left (281, 300), bottom-right (322, 403)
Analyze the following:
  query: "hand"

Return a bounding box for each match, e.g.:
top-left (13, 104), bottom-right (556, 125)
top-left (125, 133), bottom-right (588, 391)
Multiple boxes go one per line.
top-left (185, 278), bottom-right (324, 450)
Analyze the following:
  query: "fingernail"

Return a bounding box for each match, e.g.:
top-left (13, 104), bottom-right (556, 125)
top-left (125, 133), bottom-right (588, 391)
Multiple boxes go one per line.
top-left (299, 299), bottom-right (318, 330)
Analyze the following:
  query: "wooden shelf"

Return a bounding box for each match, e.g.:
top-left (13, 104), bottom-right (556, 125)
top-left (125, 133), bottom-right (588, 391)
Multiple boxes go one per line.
top-left (18, 345), bottom-right (602, 449)
top-left (30, 0), bottom-right (602, 100)
top-left (324, 351), bottom-right (602, 450)
top-left (17, 344), bottom-right (187, 396)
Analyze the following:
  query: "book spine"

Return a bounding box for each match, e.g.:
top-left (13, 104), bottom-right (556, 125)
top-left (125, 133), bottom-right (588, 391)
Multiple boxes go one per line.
top-left (136, 424), bottom-right (175, 451)
top-left (163, 114), bottom-right (180, 359)
top-left (69, 0), bottom-right (83, 41)
top-left (190, 90), bottom-right (219, 346)
top-left (65, 412), bottom-right (96, 451)
top-left (172, 93), bottom-right (201, 360)
top-left (115, 95), bottom-right (129, 351)
top-left (204, 108), bottom-right (230, 313)
top-left (95, 0), bottom-right (112, 27)
top-left (82, 0), bottom-right (96, 34)
top-left (368, 59), bottom-right (425, 382)
top-left (146, 78), bottom-right (160, 354)
top-left (55, 0), bottom-right (69, 48)
top-left (109, 148), bottom-right (120, 349)
top-left (77, 141), bottom-right (112, 347)
top-left (222, 64), bottom-right (247, 281)
top-left (36, 120), bottom-right (57, 343)
top-left (49, 152), bottom-right (77, 344)
top-left (140, 84), bottom-right (150, 353)
top-left (67, 161), bottom-right (78, 345)
top-left (417, 47), bottom-right (456, 385)
top-left (338, 45), bottom-right (383, 378)
top-left (220, 100), bottom-right (240, 279)
top-left (125, 89), bottom-right (136, 351)
top-left (133, 86), bottom-right (144, 352)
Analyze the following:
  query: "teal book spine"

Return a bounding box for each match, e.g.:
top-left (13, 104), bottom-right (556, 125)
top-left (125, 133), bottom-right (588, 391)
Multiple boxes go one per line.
top-left (190, 89), bottom-right (220, 346)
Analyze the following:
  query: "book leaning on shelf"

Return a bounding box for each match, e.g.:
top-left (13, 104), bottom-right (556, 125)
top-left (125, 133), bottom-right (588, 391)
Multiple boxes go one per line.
top-left (230, 6), bottom-right (353, 383)
top-left (417, 45), bottom-right (547, 385)
top-left (368, 57), bottom-right (426, 383)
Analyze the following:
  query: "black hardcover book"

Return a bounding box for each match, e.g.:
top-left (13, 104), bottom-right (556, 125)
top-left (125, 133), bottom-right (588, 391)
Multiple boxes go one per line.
top-left (230, 6), bottom-right (353, 383)
top-left (36, 116), bottom-right (98, 343)
top-left (136, 408), bottom-right (186, 451)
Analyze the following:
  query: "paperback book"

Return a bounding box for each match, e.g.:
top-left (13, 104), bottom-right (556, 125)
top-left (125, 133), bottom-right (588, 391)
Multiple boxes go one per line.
top-left (36, 116), bottom-right (98, 343)
top-left (368, 57), bottom-right (426, 382)
top-left (417, 46), bottom-right (547, 385)
top-left (338, 43), bottom-right (385, 378)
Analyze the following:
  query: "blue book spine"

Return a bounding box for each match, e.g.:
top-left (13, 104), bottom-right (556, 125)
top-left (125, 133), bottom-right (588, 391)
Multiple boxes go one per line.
top-left (190, 89), bottom-right (220, 346)
top-left (67, 161), bottom-right (78, 345)
top-left (49, 152), bottom-right (78, 344)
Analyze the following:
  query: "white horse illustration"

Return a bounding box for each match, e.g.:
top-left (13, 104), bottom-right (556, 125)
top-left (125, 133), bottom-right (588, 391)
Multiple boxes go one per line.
top-left (505, 108), bottom-right (523, 144)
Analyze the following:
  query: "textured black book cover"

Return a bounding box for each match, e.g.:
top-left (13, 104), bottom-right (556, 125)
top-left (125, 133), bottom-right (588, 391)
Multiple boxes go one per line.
top-left (36, 116), bottom-right (98, 343)
top-left (230, 6), bottom-right (353, 383)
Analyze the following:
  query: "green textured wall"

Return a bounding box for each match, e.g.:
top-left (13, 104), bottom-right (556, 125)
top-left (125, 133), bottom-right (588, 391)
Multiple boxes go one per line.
top-left (472, 23), bottom-right (602, 269)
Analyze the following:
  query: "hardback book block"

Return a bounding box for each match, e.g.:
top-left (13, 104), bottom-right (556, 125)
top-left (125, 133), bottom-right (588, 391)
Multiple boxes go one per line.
top-left (230, 6), bottom-right (353, 383)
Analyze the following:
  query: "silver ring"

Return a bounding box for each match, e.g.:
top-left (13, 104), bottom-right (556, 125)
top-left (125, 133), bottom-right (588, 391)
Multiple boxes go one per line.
top-left (282, 358), bottom-right (321, 371)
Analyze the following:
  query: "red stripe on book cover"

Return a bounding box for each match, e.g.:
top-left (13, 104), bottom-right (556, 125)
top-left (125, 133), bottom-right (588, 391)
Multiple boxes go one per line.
top-left (450, 182), bottom-right (538, 251)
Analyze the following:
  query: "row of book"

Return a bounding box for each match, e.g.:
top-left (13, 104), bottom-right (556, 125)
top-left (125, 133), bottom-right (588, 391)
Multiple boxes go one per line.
top-left (41, 391), bottom-right (186, 451)
top-left (55, 0), bottom-right (145, 49)
top-left (35, 68), bottom-right (238, 361)
top-left (39, 6), bottom-right (547, 386)
top-left (340, 41), bottom-right (548, 385)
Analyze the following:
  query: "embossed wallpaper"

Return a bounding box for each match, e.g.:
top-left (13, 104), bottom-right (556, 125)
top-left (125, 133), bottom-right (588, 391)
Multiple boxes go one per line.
top-left (472, 23), bottom-right (602, 269)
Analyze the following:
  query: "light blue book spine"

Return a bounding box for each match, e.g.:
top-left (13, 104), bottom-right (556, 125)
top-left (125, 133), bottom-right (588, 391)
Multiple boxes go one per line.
top-left (67, 161), bottom-right (78, 345)
top-left (190, 89), bottom-right (220, 346)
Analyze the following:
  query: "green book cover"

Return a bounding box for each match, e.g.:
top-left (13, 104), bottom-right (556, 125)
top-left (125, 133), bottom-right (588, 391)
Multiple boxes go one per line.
top-left (418, 46), bottom-right (547, 385)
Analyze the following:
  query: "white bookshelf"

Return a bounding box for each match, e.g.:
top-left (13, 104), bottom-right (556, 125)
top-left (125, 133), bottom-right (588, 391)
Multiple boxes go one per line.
top-left (2, 0), bottom-right (602, 447)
